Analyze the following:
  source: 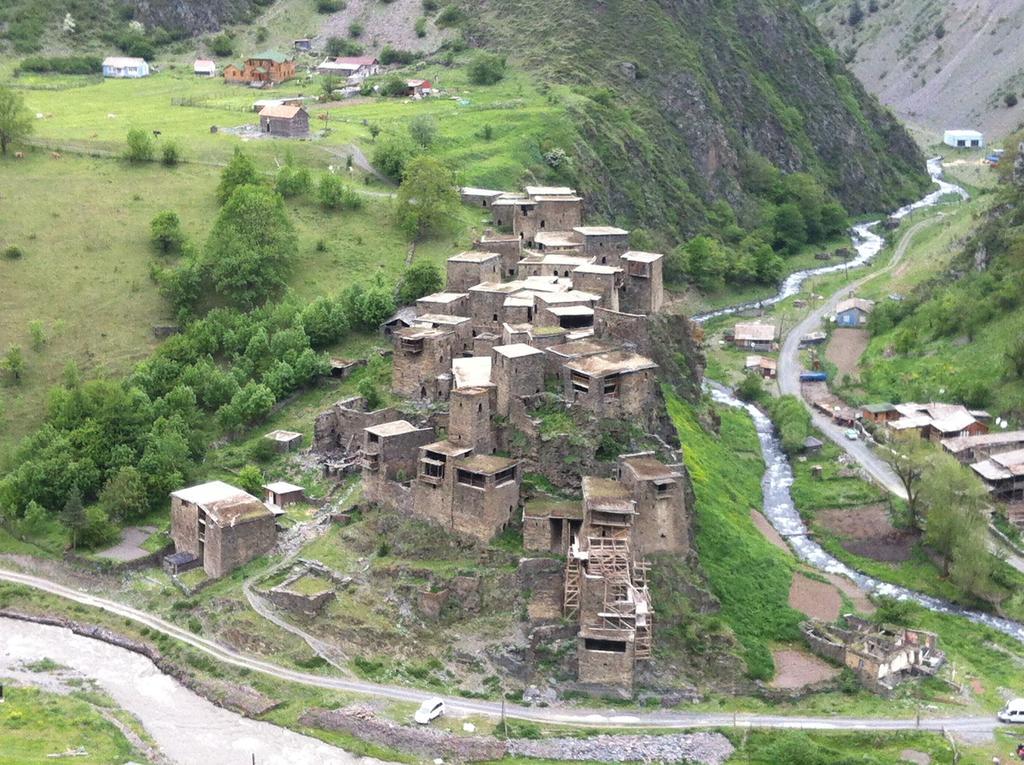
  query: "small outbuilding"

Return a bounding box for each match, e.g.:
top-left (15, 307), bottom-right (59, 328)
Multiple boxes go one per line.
top-left (258, 104), bottom-right (310, 137)
top-left (264, 481), bottom-right (306, 509)
top-left (264, 429), bottom-right (303, 452)
top-left (405, 79), bottom-right (433, 97)
top-left (744, 355), bottom-right (777, 379)
top-left (102, 56), bottom-right (150, 78)
top-left (731, 322), bottom-right (777, 351)
top-left (943, 129), bottom-right (984, 149)
top-left (193, 59), bottom-right (216, 77)
top-left (835, 297), bottom-right (874, 327)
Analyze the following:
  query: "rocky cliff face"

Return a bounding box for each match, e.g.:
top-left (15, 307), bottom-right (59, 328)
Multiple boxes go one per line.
top-left (131, 0), bottom-right (270, 35)
top-left (467, 0), bottom-right (929, 238)
top-left (804, 0), bottom-right (1024, 138)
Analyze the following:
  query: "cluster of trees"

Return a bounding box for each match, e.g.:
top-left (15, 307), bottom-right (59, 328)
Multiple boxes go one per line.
top-left (883, 439), bottom-right (1002, 605)
top-left (667, 162), bottom-right (848, 292)
top-left (0, 85), bottom-right (33, 155)
top-left (767, 395), bottom-right (811, 453)
top-left (17, 55), bottom-right (102, 74)
top-left (0, 296), bottom-right (351, 546)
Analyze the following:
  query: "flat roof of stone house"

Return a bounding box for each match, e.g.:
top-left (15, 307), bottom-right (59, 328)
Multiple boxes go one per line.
top-left (171, 481), bottom-right (271, 527)
top-left (455, 454), bottom-right (517, 474)
top-left (548, 305), bottom-right (594, 317)
top-left (733, 322), bottom-right (777, 342)
top-left (573, 263), bottom-right (622, 275)
top-left (448, 250), bottom-right (500, 263)
top-left (533, 232), bottom-right (584, 249)
top-left (395, 325), bottom-right (452, 341)
top-left (421, 440), bottom-right (475, 457)
top-left (535, 290), bottom-right (600, 305)
top-left (620, 454), bottom-right (679, 481)
top-left (522, 275), bottom-right (574, 292)
top-left (565, 350), bottom-right (658, 377)
top-left (493, 343), bottom-right (545, 359)
top-left (524, 497), bottom-right (583, 520)
top-left (414, 313), bottom-right (471, 327)
top-left (518, 253), bottom-right (591, 266)
top-left (525, 185), bottom-right (576, 196)
top-left (460, 187), bottom-right (507, 197)
top-left (452, 357), bottom-right (493, 388)
top-left (263, 481), bottom-right (304, 494)
top-left (529, 325), bottom-right (569, 338)
top-left (504, 295), bottom-right (536, 308)
top-left (265, 429), bottom-right (302, 441)
top-left (477, 231), bottom-right (521, 242)
top-left (418, 291), bottom-right (469, 304)
top-left (572, 225), bottom-right (629, 237)
top-left (490, 197), bottom-right (535, 207)
top-left (547, 338), bottom-right (620, 359)
top-left (621, 251), bottom-right (663, 263)
top-left (533, 195), bottom-right (583, 202)
top-left (365, 420), bottom-right (421, 437)
top-left (470, 280), bottom-right (528, 295)
top-left (582, 476), bottom-right (635, 513)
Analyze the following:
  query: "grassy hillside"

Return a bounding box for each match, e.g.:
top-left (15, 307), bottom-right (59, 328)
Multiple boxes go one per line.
top-left (804, 0), bottom-right (1024, 138)
top-left (465, 0), bottom-right (930, 242)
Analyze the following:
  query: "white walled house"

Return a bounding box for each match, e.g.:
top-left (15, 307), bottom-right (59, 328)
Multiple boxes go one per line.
top-left (943, 129), bottom-right (984, 149)
top-left (102, 56), bottom-right (150, 78)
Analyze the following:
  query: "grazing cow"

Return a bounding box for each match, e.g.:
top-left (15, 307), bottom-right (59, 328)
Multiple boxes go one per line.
top-left (14, 152), bottom-right (24, 159)
top-left (50, 152), bottom-right (62, 159)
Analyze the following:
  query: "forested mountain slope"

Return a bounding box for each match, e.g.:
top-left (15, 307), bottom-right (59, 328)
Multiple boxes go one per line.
top-left (464, 0), bottom-right (929, 238)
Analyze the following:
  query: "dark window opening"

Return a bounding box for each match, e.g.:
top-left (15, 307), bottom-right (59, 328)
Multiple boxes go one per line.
top-left (457, 469), bottom-right (487, 488)
top-left (367, 432), bottom-right (380, 443)
top-left (584, 638), bottom-right (627, 653)
top-left (603, 374), bottom-right (620, 397)
top-left (572, 372), bottom-right (591, 393)
top-left (495, 465), bottom-right (517, 485)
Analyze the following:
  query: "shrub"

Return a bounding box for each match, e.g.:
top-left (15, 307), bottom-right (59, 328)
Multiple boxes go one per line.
top-left (18, 55), bottom-right (101, 74)
top-left (1006, 92), bottom-right (1019, 108)
top-left (380, 46), bottom-right (418, 65)
top-left (348, 21), bottom-right (364, 38)
top-left (408, 114), bottom-right (437, 147)
top-left (380, 76), bottom-right (409, 97)
top-left (358, 377), bottom-right (383, 410)
top-left (161, 141), bottom-right (181, 166)
top-left (435, 5), bottom-right (465, 27)
top-left (316, 0), bottom-right (344, 12)
top-left (467, 52), bottom-right (506, 85)
top-left (275, 164), bottom-right (312, 198)
top-left (124, 128), bottom-right (154, 163)
top-left (210, 33), bottom-right (233, 57)
top-left (237, 464), bottom-right (264, 496)
top-left (150, 211), bottom-right (185, 253)
top-left (372, 133), bottom-right (416, 180)
top-left (318, 173), bottom-right (362, 210)
top-left (397, 259), bottom-right (442, 303)
top-left (3, 245), bottom-right (23, 260)
top-left (414, 17), bottom-right (427, 37)
top-left (325, 36), bottom-right (362, 57)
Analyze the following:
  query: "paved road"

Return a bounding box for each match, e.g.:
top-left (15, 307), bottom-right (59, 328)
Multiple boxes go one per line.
top-left (0, 567), bottom-right (1000, 735)
top-left (776, 218), bottom-right (941, 499)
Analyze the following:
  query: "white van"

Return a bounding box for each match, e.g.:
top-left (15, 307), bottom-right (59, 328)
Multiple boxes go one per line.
top-left (998, 698), bottom-right (1024, 723)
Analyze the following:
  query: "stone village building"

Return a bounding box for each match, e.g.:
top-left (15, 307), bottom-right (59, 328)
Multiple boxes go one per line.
top-left (168, 481), bottom-right (277, 578)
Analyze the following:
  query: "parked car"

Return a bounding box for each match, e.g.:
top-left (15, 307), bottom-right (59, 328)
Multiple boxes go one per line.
top-left (414, 697), bottom-right (445, 725)
top-left (999, 698), bottom-right (1024, 723)
top-left (844, 429), bottom-right (858, 441)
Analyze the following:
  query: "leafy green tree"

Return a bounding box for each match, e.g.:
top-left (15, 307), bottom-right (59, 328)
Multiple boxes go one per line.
top-left (380, 76), bottom-right (410, 97)
top-left (237, 464), bottom-right (265, 496)
top-left (398, 259), bottom-right (443, 303)
top-left (204, 185), bottom-right (297, 307)
top-left (28, 320), bottom-right (46, 351)
top-left (0, 85), bottom-right (33, 155)
top-left (60, 485), bottom-right (87, 550)
top-left (317, 172), bottom-right (362, 210)
top-left (150, 210), bottom-right (185, 253)
top-left (275, 164), bottom-right (312, 198)
top-left (211, 33), bottom-right (233, 57)
top-left (1006, 329), bottom-right (1024, 378)
top-left (79, 505), bottom-right (118, 549)
top-left (138, 418), bottom-right (192, 498)
top-left (161, 141), bottom-right (181, 166)
top-left (921, 454), bottom-right (990, 576)
top-left (320, 74), bottom-right (340, 102)
top-left (218, 382), bottom-right (275, 429)
top-left (408, 115), bottom-right (437, 147)
top-left (98, 465), bottom-right (149, 523)
top-left (355, 283), bottom-right (396, 329)
top-left (372, 133), bottom-right (416, 180)
top-left (124, 128), bottom-right (154, 163)
top-left (2, 345), bottom-right (25, 383)
top-left (394, 156), bottom-right (459, 239)
top-left (467, 52), bottom-right (506, 85)
top-left (18, 500), bottom-right (49, 540)
top-left (357, 377), bottom-right (383, 410)
top-left (747, 237), bottom-right (783, 284)
top-left (772, 203), bottom-right (807, 254)
top-left (217, 148), bottom-right (260, 204)
top-left (300, 295), bottom-right (348, 347)
top-left (680, 236), bottom-right (727, 291)
top-left (881, 436), bottom-right (932, 531)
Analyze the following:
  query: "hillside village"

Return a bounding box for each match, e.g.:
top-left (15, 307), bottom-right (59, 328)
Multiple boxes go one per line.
top-left (7, 1), bottom-right (1024, 764)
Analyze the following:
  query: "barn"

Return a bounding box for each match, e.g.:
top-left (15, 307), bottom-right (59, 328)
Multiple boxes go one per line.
top-left (258, 105), bottom-right (310, 137)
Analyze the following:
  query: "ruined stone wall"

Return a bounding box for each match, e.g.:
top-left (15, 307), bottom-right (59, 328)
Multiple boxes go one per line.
top-left (411, 476), bottom-right (452, 529)
top-left (313, 397), bottom-right (400, 454)
top-left (629, 480), bottom-right (689, 555)
top-left (523, 516), bottom-right (553, 552)
top-left (473, 333), bottom-right (500, 357)
top-left (380, 429), bottom-right (435, 481)
top-left (577, 635), bottom-right (636, 688)
top-left (170, 497), bottom-right (199, 559)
